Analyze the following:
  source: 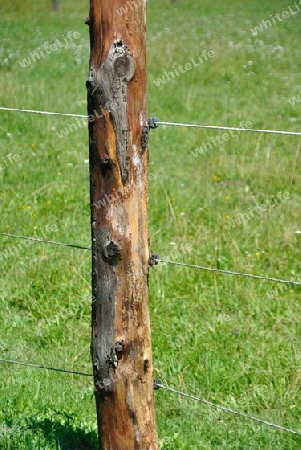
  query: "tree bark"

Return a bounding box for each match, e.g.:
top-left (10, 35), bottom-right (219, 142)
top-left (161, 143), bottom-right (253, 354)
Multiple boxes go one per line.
top-left (87, 1), bottom-right (158, 449)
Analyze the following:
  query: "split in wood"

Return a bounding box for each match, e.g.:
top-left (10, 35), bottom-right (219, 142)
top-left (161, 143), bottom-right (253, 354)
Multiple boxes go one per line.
top-left (141, 126), bottom-right (149, 152)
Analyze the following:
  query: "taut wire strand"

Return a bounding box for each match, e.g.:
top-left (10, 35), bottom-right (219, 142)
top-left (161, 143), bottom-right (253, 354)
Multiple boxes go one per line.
top-left (158, 383), bottom-right (301, 436)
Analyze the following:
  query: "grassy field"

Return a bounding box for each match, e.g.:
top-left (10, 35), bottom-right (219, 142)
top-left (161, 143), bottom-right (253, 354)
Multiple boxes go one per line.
top-left (0, 0), bottom-right (300, 448)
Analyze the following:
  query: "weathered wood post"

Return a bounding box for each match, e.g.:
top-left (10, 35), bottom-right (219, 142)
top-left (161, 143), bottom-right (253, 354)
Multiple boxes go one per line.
top-left (87, 1), bottom-right (158, 449)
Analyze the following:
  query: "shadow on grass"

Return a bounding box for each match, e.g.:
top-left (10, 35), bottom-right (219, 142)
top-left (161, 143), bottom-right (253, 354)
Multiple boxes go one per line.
top-left (28, 414), bottom-right (98, 450)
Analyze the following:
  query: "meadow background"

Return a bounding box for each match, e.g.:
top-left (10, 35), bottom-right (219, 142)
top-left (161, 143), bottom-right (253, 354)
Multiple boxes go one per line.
top-left (0, 0), bottom-right (300, 448)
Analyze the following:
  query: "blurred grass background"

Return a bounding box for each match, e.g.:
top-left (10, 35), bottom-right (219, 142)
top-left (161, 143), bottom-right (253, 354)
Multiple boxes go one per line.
top-left (0, 0), bottom-right (300, 448)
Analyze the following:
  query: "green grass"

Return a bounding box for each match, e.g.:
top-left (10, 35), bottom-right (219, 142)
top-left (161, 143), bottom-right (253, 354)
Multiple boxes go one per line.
top-left (0, 0), bottom-right (300, 448)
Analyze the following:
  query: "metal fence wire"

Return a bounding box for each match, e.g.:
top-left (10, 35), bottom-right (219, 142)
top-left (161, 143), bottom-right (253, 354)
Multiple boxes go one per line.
top-left (0, 104), bottom-right (300, 441)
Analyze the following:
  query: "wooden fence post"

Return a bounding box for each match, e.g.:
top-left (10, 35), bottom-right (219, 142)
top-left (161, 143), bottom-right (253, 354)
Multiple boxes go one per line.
top-left (87, 1), bottom-right (158, 449)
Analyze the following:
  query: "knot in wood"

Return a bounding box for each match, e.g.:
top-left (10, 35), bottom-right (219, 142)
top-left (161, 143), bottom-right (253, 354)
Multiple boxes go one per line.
top-left (101, 156), bottom-right (111, 165)
top-left (113, 54), bottom-right (135, 81)
top-left (100, 156), bottom-right (112, 174)
top-left (86, 68), bottom-right (97, 92)
top-left (102, 239), bottom-right (122, 265)
top-left (112, 40), bottom-right (135, 82)
top-left (115, 339), bottom-right (125, 360)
